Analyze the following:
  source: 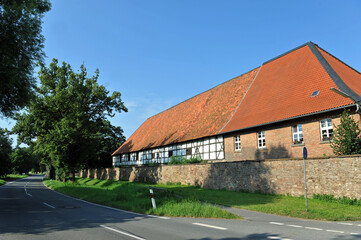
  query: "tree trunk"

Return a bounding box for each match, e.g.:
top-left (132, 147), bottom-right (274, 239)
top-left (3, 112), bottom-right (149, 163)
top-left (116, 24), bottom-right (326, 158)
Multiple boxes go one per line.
top-left (71, 171), bottom-right (75, 182)
top-left (48, 165), bottom-right (55, 180)
top-left (63, 171), bottom-right (66, 182)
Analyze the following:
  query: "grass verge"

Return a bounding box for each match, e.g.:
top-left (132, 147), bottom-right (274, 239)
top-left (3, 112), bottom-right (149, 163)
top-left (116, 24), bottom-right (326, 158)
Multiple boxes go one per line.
top-left (0, 174), bottom-right (28, 185)
top-left (156, 183), bottom-right (361, 221)
top-left (44, 178), bottom-right (361, 221)
top-left (5, 174), bottom-right (28, 180)
top-left (44, 178), bottom-right (240, 219)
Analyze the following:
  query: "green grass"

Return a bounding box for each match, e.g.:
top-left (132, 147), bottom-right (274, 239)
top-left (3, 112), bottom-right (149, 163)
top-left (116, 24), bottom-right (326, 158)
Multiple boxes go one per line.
top-left (0, 174), bottom-right (28, 185)
top-left (5, 174), bottom-right (28, 179)
top-left (44, 178), bottom-right (239, 219)
top-left (155, 183), bottom-right (361, 221)
top-left (44, 178), bottom-right (361, 221)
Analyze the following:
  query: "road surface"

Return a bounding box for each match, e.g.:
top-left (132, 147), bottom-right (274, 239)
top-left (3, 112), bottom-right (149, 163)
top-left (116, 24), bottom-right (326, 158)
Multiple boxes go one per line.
top-left (0, 175), bottom-right (360, 240)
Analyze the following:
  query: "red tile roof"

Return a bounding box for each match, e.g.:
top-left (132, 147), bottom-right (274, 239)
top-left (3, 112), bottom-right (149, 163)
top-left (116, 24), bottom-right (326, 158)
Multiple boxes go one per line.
top-left (220, 43), bottom-right (356, 133)
top-left (113, 42), bottom-right (361, 155)
top-left (317, 47), bottom-right (361, 99)
top-left (113, 68), bottom-right (260, 155)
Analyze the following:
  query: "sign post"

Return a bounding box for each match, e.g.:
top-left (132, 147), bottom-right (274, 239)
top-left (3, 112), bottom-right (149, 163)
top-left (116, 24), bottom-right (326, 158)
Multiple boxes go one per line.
top-left (303, 147), bottom-right (308, 212)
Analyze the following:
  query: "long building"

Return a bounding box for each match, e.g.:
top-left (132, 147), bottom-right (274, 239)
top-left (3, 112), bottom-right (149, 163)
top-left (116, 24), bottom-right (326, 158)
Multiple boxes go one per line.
top-left (112, 42), bottom-right (361, 166)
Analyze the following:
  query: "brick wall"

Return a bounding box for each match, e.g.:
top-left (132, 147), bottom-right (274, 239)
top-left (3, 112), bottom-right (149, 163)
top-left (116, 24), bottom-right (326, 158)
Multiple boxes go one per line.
top-left (223, 111), bottom-right (360, 160)
top-left (81, 155), bottom-right (361, 199)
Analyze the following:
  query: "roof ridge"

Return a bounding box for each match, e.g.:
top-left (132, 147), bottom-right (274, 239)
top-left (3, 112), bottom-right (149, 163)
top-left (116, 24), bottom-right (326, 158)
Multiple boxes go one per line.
top-left (262, 41), bottom-right (314, 65)
top-left (307, 42), bottom-right (361, 103)
top-left (145, 67), bottom-right (260, 120)
top-left (315, 44), bottom-right (361, 75)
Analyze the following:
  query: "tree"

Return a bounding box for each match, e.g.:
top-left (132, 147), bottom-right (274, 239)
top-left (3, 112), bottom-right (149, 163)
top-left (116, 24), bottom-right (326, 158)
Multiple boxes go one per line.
top-left (10, 146), bottom-right (39, 174)
top-left (13, 59), bottom-right (127, 181)
top-left (330, 110), bottom-right (361, 155)
top-left (0, 128), bottom-right (12, 177)
top-left (0, 0), bottom-right (51, 117)
top-left (88, 120), bottom-right (126, 168)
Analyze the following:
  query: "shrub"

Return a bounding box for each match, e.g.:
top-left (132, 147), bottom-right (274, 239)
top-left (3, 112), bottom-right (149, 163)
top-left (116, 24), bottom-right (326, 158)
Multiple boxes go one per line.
top-left (330, 110), bottom-right (361, 155)
top-left (313, 194), bottom-right (335, 202)
top-left (313, 194), bottom-right (361, 206)
top-left (168, 155), bottom-right (202, 165)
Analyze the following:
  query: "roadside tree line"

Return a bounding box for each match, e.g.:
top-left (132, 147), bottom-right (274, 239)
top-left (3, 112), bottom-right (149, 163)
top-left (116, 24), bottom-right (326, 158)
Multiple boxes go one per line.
top-left (0, 0), bottom-right (127, 181)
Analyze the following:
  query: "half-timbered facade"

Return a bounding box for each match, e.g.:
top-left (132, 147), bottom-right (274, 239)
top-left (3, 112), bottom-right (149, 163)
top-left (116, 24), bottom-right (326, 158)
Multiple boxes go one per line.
top-left (112, 42), bottom-right (361, 166)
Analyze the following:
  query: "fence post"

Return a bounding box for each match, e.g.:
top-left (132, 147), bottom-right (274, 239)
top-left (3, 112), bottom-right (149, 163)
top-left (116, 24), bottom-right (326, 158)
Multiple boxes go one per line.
top-left (149, 188), bottom-right (156, 209)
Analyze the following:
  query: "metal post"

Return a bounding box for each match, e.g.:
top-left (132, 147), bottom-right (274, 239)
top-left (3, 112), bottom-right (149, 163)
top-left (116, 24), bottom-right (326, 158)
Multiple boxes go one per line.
top-left (303, 147), bottom-right (308, 212)
top-left (149, 188), bottom-right (156, 209)
top-left (303, 158), bottom-right (308, 212)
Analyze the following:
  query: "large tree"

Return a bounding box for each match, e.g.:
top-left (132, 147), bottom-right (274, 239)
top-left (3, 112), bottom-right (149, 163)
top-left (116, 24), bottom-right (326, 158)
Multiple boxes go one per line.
top-left (13, 59), bottom-right (127, 181)
top-left (0, 128), bottom-right (12, 177)
top-left (0, 0), bottom-right (51, 117)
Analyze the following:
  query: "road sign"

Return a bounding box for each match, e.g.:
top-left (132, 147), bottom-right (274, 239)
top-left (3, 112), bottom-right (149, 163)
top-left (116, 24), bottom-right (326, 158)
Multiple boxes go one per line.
top-left (303, 146), bottom-right (308, 212)
top-left (303, 147), bottom-right (308, 160)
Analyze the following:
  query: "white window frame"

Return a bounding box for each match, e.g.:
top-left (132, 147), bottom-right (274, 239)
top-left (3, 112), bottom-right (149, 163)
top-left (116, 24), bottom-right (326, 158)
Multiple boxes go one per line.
top-left (292, 124), bottom-right (303, 144)
top-left (121, 154), bottom-right (129, 162)
top-left (320, 119), bottom-right (333, 141)
top-left (257, 131), bottom-right (266, 149)
top-left (234, 135), bottom-right (241, 151)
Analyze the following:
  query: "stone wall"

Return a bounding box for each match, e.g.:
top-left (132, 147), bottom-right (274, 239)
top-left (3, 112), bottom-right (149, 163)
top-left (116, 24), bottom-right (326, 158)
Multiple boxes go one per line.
top-left (81, 155), bottom-right (361, 199)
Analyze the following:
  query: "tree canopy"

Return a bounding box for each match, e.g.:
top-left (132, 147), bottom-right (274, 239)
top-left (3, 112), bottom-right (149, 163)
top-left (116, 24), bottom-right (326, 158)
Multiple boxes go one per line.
top-left (13, 59), bottom-right (127, 180)
top-left (10, 146), bottom-right (40, 174)
top-left (330, 110), bottom-right (361, 155)
top-left (0, 128), bottom-right (12, 177)
top-left (0, 0), bottom-right (51, 117)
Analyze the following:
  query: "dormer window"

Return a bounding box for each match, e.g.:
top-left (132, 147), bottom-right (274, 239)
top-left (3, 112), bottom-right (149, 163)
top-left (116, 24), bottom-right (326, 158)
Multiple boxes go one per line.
top-left (311, 90), bottom-right (320, 97)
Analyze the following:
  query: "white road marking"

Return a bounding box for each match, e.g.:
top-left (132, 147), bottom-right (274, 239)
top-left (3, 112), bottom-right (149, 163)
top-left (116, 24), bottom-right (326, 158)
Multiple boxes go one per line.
top-left (24, 181), bottom-right (32, 197)
top-left (305, 227), bottom-right (323, 231)
top-left (287, 224), bottom-right (302, 228)
top-left (43, 202), bottom-right (56, 209)
top-left (100, 225), bottom-right (146, 240)
top-left (192, 223), bottom-right (227, 230)
top-left (338, 222), bottom-right (353, 226)
top-left (351, 233), bottom-right (361, 235)
top-left (270, 222), bottom-right (284, 226)
top-left (326, 229), bottom-right (344, 234)
top-left (267, 237), bottom-right (293, 240)
top-left (147, 215), bottom-right (170, 220)
top-left (357, 224), bottom-right (361, 227)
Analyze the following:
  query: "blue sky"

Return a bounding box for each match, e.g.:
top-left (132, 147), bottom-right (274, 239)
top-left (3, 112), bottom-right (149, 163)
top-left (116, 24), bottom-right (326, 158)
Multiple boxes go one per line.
top-left (2, 0), bottom-right (361, 146)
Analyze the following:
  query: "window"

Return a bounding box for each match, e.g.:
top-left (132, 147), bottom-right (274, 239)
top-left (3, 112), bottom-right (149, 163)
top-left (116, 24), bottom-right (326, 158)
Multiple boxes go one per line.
top-left (234, 135), bottom-right (241, 151)
top-left (130, 152), bottom-right (138, 161)
top-left (311, 90), bottom-right (320, 97)
top-left (121, 153), bottom-right (129, 162)
top-left (257, 131), bottom-right (266, 148)
top-left (292, 124), bottom-right (303, 144)
top-left (320, 119), bottom-right (333, 141)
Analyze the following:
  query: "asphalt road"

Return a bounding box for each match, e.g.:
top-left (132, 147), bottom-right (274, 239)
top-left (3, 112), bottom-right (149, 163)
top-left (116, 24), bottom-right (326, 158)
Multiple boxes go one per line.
top-left (1, 176), bottom-right (361, 240)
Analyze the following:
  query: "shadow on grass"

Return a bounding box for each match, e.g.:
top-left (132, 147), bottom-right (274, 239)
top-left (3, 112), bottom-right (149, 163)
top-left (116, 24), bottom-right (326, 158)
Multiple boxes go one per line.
top-left (99, 180), bottom-right (117, 187)
top-left (160, 184), bottom-right (282, 208)
top-left (51, 182), bottom-right (153, 213)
